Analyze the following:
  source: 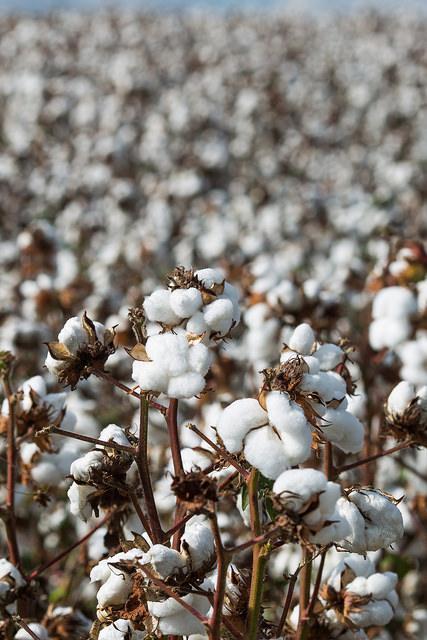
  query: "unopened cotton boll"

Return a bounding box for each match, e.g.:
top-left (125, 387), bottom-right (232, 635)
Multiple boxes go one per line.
top-left (288, 323), bottom-right (316, 355)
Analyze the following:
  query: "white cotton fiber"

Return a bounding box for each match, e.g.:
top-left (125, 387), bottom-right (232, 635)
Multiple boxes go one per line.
top-left (170, 287), bottom-right (202, 318)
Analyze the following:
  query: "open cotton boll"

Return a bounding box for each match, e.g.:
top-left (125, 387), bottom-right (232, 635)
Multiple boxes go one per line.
top-left (146, 333), bottom-right (189, 378)
top-left (188, 343), bottom-right (211, 376)
top-left (98, 424), bottom-right (131, 447)
top-left (98, 619), bottom-right (146, 640)
top-left (31, 460), bottom-right (63, 485)
top-left (70, 450), bottom-right (104, 482)
top-left (58, 316), bottom-right (91, 352)
top-left (372, 287), bottom-right (417, 320)
top-left (273, 469), bottom-right (328, 512)
top-left (132, 361), bottom-right (168, 394)
top-left (15, 623), bottom-right (49, 640)
top-left (67, 482), bottom-right (94, 521)
top-left (181, 448), bottom-right (212, 472)
top-left (0, 559), bottom-right (25, 601)
top-left (266, 391), bottom-right (309, 436)
top-left (203, 297), bottom-right (234, 334)
top-left (348, 599), bottom-right (395, 627)
top-left (313, 343), bottom-right (344, 370)
top-left (369, 317), bottom-right (412, 351)
top-left (143, 289), bottom-right (180, 325)
top-left (148, 591), bottom-right (210, 636)
top-left (366, 572), bottom-right (398, 599)
top-left (243, 426), bottom-right (290, 479)
top-left (288, 323), bottom-right (315, 355)
top-left (195, 268), bottom-right (224, 289)
top-left (141, 545), bottom-right (187, 579)
top-left (387, 381), bottom-right (416, 416)
top-left (186, 311), bottom-right (207, 334)
top-left (21, 375), bottom-right (47, 405)
top-left (170, 288), bottom-right (202, 318)
top-left (321, 408), bottom-right (364, 454)
top-left (167, 372), bottom-right (205, 399)
top-left (97, 572), bottom-right (133, 608)
top-left (216, 398), bottom-right (267, 453)
top-left (181, 521), bottom-right (215, 571)
top-left (347, 489), bottom-right (404, 551)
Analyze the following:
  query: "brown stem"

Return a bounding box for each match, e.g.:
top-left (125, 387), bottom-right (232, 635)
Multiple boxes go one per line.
top-left (28, 513), bottom-right (111, 581)
top-left (15, 619), bottom-right (41, 640)
top-left (52, 427), bottom-right (136, 455)
top-left (187, 424), bottom-right (249, 480)
top-left (305, 548), bottom-right (328, 618)
top-left (129, 491), bottom-right (153, 540)
top-left (1, 368), bottom-right (21, 568)
top-left (138, 564), bottom-right (209, 625)
top-left (92, 368), bottom-right (167, 414)
top-left (228, 525), bottom-right (282, 555)
top-left (134, 394), bottom-right (163, 543)
top-left (324, 442), bottom-right (334, 479)
top-left (277, 569), bottom-right (300, 635)
top-left (336, 440), bottom-right (412, 474)
top-left (296, 547), bottom-right (312, 640)
top-left (164, 512), bottom-right (194, 541)
top-left (167, 399), bottom-right (186, 550)
top-left (209, 512), bottom-right (230, 640)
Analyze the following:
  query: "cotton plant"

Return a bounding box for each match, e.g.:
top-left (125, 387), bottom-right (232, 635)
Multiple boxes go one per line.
top-left (0, 265), bottom-right (424, 640)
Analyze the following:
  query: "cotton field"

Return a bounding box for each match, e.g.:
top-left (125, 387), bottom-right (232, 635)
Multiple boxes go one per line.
top-left (0, 7), bottom-right (427, 640)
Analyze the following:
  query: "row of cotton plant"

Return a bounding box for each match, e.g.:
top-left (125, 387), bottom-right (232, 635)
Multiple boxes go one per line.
top-left (2, 263), bottom-right (427, 640)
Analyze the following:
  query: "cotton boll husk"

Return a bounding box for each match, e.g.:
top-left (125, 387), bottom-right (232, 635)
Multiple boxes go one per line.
top-left (203, 297), bottom-right (234, 334)
top-left (372, 287), bottom-right (417, 320)
top-left (313, 343), bottom-right (344, 370)
top-left (167, 372), bottom-right (205, 399)
top-left (288, 323), bottom-right (315, 355)
top-left (181, 521), bottom-right (215, 571)
top-left (321, 408), bottom-right (364, 454)
top-left (188, 343), bottom-right (211, 376)
top-left (142, 545), bottom-right (187, 579)
top-left (15, 623), bottom-right (49, 640)
top-left (243, 426), bottom-right (290, 479)
top-left (97, 572), bottom-right (133, 608)
top-left (170, 287), bottom-right (202, 318)
top-left (132, 360), bottom-right (168, 394)
top-left (387, 381), bottom-right (416, 416)
top-left (216, 398), bottom-right (267, 453)
top-left (143, 289), bottom-right (180, 325)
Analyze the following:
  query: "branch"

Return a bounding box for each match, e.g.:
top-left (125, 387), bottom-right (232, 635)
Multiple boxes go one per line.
top-left (277, 568), bottom-right (300, 635)
top-left (1, 359), bottom-right (21, 568)
top-left (27, 513), bottom-right (111, 581)
top-left (246, 469), bottom-right (268, 640)
top-left (167, 398), bottom-right (186, 550)
top-left (52, 427), bottom-right (136, 455)
top-left (187, 424), bottom-right (249, 480)
top-left (209, 511), bottom-right (229, 640)
top-left (91, 368), bottom-right (167, 414)
top-left (336, 440), bottom-right (413, 474)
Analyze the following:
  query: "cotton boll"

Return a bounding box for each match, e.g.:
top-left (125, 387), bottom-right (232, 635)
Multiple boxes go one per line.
top-left (195, 268), bottom-right (224, 289)
top-left (366, 572), bottom-right (397, 599)
top-left (217, 398), bottom-right (267, 453)
top-left (188, 343), bottom-right (211, 376)
top-left (142, 545), bottom-right (187, 579)
top-left (186, 311), bottom-right (208, 334)
top-left (282, 428), bottom-right (312, 466)
top-left (313, 343), bottom-right (344, 370)
top-left (288, 323), bottom-right (315, 355)
top-left (347, 489), bottom-right (404, 551)
top-left (58, 316), bottom-right (89, 352)
top-left (99, 424), bottom-right (131, 447)
top-left (20, 442), bottom-right (40, 465)
top-left (146, 333), bottom-right (189, 378)
top-left (70, 450), bottom-right (104, 482)
top-left (132, 360), bottom-right (168, 394)
top-left (148, 591), bottom-right (210, 636)
top-left (167, 372), bottom-right (205, 399)
top-left (372, 287), bottom-right (417, 320)
top-left (243, 426), bottom-right (290, 479)
top-left (273, 468), bottom-right (327, 512)
top-left (181, 521), bottom-right (215, 571)
top-left (143, 289), bottom-right (180, 325)
top-left (170, 288), bottom-right (202, 318)
top-left (266, 391), bottom-right (308, 436)
top-left (181, 448), bottom-right (212, 472)
top-left (203, 298), bottom-right (234, 334)
top-left (369, 317), bottom-right (411, 350)
top-left (67, 482), bottom-right (94, 521)
top-left (335, 498), bottom-right (366, 553)
top-left (97, 572), bottom-right (133, 608)
top-left (31, 460), bottom-right (63, 485)
top-left (387, 381), bottom-right (416, 416)
top-left (15, 624), bottom-right (49, 640)
top-left (346, 576), bottom-right (370, 596)
top-left (349, 599), bottom-right (394, 627)
top-left (98, 620), bottom-right (143, 640)
top-left (322, 408), bottom-right (364, 454)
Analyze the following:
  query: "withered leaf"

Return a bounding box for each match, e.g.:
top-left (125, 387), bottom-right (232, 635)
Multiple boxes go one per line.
top-left (46, 342), bottom-right (72, 361)
top-left (82, 311), bottom-right (98, 344)
top-left (125, 343), bottom-right (151, 361)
